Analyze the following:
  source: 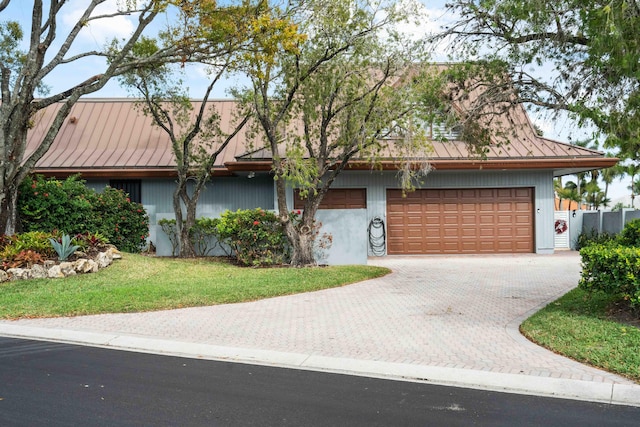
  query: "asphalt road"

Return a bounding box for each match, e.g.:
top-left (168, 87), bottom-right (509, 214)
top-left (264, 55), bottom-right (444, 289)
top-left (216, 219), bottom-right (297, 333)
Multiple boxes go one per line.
top-left (0, 337), bottom-right (638, 426)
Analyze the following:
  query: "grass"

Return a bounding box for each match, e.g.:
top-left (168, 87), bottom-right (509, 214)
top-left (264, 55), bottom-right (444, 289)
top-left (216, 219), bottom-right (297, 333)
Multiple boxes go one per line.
top-left (0, 254), bottom-right (390, 319)
top-left (520, 287), bottom-right (640, 382)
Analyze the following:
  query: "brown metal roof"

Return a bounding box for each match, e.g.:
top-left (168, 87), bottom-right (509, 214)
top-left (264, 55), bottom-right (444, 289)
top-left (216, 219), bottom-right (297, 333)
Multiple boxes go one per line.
top-left (28, 98), bottom-right (250, 178)
top-left (232, 97), bottom-right (617, 176)
top-left (28, 97), bottom-right (616, 178)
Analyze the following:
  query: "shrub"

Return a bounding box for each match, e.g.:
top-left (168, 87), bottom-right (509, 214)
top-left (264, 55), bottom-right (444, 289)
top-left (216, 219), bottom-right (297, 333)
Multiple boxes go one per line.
top-left (1, 231), bottom-right (55, 269)
top-left (18, 176), bottom-right (149, 253)
top-left (11, 231), bottom-right (56, 258)
top-left (72, 232), bottom-right (109, 251)
top-left (190, 217), bottom-right (222, 256)
top-left (579, 244), bottom-right (640, 309)
top-left (215, 208), bottom-right (289, 266)
top-left (619, 218), bottom-right (640, 247)
top-left (158, 217), bottom-right (223, 257)
top-left (574, 228), bottom-right (617, 250)
top-left (19, 175), bottom-right (93, 234)
top-left (90, 187), bottom-right (149, 253)
top-left (158, 218), bottom-right (179, 256)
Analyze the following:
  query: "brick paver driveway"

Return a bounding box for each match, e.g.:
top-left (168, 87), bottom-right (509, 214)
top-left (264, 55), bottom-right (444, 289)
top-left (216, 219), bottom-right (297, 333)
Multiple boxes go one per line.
top-left (5, 252), bottom-right (633, 385)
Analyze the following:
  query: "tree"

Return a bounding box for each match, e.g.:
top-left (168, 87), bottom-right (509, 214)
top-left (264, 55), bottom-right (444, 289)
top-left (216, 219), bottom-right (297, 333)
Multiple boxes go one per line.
top-left (559, 180), bottom-right (582, 210)
top-left (240, 0), bottom-right (434, 265)
top-left (554, 177), bottom-right (564, 209)
top-left (625, 163), bottom-right (640, 207)
top-left (436, 0), bottom-right (640, 159)
top-left (0, 0), bottom-right (190, 235)
top-left (119, 2), bottom-right (262, 257)
top-left (601, 164), bottom-right (625, 202)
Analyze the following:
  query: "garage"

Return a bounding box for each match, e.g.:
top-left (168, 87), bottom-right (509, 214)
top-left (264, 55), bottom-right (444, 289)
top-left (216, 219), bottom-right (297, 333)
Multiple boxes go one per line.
top-left (386, 188), bottom-right (534, 254)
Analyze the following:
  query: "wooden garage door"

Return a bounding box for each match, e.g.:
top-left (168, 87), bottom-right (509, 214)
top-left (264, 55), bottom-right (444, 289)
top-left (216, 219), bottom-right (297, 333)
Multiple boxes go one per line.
top-left (387, 188), bottom-right (533, 254)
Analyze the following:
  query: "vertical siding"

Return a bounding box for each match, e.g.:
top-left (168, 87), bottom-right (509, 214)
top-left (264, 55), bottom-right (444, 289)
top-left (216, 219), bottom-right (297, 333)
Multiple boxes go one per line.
top-left (141, 175), bottom-right (275, 224)
top-left (328, 169), bottom-right (555, 254)
top-left (86, 175), bottom-right (276, 253)
top-left (87, 169), bottom-right (556, 256)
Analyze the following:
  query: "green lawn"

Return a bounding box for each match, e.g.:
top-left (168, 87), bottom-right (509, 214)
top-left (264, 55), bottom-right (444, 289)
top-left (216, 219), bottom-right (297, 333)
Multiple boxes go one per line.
top-left (0, 254), bottom-right (390, 319)
top-left (520, 288), bottom-right (640, 383)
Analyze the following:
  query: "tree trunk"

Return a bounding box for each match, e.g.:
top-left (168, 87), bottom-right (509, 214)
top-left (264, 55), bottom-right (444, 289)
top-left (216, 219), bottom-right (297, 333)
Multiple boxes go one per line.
top-left (285, 220), bottom-right (316, 266)
top-left (180, 196), bottom-right (198, 258)
top-left (173, 182), bottom-right (197, 258)
top-left (0, 183), bottom-right (18, 235)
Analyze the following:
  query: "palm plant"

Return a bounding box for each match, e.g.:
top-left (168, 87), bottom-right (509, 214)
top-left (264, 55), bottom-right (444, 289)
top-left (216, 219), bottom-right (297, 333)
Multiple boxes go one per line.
top-left (584, 181), bottom-right (602, 210)
top-left (600, 164), bottom-right (624, 202)
top-left (629, 177), bottom-right (640, 208)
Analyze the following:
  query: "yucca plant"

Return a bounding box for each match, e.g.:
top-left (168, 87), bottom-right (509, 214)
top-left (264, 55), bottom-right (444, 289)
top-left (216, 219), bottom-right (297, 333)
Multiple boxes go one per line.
top-left (49, 234), bottom-right (81, 261)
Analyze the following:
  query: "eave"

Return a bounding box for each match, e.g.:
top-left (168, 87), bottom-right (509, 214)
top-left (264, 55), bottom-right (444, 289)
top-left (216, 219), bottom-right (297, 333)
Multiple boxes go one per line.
top-left (225, 157), bottom-right (618, 176)
top-left (32, 167), bottom-right (235, 179)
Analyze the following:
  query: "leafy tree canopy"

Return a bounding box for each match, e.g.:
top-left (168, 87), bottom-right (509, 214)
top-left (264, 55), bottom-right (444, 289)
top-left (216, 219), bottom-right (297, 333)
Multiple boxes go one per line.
top-left (437, 0), bottom-right (640, 159)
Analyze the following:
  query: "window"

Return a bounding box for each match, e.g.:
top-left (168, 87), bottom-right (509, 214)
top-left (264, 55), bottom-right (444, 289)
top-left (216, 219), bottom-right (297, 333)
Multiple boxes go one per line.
top-left (294, 188), bottom-right (367, 209)
top-left (430, 121), bottom-right (463, 140)
top-left (109, 179), bottom-right (142, 204)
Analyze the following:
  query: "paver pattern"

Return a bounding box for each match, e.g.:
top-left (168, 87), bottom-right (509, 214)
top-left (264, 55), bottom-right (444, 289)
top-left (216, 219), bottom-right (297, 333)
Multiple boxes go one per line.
top-left (6, 252), bottom-right (634, 385)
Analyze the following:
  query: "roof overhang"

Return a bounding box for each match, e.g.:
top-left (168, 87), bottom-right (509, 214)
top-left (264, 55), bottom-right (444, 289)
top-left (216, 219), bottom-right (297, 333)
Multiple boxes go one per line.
top-left (225, 157), bottom-right (618, 176)
top-left (32, 167), bottom-right (235, 179)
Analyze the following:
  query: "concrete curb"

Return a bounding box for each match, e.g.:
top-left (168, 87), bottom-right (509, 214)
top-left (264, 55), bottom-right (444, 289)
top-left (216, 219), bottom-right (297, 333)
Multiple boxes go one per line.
top-left (2, 323), bottom-right (639, 408)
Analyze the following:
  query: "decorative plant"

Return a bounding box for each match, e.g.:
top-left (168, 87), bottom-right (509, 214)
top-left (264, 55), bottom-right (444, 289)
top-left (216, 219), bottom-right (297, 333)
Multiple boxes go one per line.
top-left (215, 208), bottom-right (290, 266)
top-left (49, 234), bottom-right (81, 261)
top-left (19, 175), bottom-right (149, 253)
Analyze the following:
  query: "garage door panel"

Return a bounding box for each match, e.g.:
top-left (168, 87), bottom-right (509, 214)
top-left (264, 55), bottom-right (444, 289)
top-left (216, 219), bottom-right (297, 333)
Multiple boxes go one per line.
top-left (387, 187), bottom-right (533, 254)
top-left (479, 215), bottom-right (495, 224)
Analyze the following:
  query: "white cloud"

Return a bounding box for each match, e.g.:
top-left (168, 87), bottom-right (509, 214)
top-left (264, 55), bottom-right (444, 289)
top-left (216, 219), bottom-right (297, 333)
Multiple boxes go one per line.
top-left (389, 0), bottom-right (459, 61)
top-left (61, 0), bottom-right (136, 47)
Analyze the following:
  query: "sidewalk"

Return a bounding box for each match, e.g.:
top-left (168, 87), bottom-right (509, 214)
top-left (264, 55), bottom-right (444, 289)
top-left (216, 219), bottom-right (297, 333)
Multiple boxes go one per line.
top-left (1, 253), bottom-right (639, 406)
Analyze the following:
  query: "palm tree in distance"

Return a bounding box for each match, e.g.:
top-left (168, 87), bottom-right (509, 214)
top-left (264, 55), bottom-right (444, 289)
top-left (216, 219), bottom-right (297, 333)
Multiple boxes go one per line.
top-left (600, 164), bottom-right (625, 203)
top-left (625, 164), bottom-right (640, 208)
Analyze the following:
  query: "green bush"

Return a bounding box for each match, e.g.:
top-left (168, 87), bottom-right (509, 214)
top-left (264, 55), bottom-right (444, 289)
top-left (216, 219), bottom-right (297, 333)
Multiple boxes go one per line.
top-left (215, 208), bottom-right (289, 266)
top-left (19, 175), bottom-right (93, 234)
top-left (574, 228), bottom-right (617, 250)
top-left (619, 218), bottom-right (640, 247)
top-left (579, 244), bottom-right (640, 309)
top-left (18, 175), bottom-right (149, 253)
top-left (191, 217), bottom-right (221, 256)
top-left (0, 231), bottom-right (56, 261)
top-left (91, 187), bottom-right (148, 253)
top-left (158, 217), bottom-right (223, 256)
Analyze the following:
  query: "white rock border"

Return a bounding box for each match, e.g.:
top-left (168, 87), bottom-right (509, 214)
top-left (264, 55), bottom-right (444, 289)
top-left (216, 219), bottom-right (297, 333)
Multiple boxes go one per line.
top-left (1, 247), bottom-right (122, 283)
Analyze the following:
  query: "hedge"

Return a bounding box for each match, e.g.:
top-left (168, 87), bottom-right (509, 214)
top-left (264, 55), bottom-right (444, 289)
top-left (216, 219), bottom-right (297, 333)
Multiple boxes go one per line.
top-left (579, 244), bottom-right (640, 309)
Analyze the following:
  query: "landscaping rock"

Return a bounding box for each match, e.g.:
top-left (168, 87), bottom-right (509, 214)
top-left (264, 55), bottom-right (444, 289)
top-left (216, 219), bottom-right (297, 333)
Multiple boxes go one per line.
top-left (59, 262), bottom-right (76, 277)
top-left (96, 251), bottom-right (113, 268)
top-left (7, 268), bottom-right (30, 281)
top-left (106, 247), bottom-right (122, 260)
top-left (30, 264), bottom-right (48, 279)
top-left (2, 246), bottom-right (121, 281)
top-left (74, 259), bottom-right (99, 274)
top-left (47, 265), bottom-right (65, 279)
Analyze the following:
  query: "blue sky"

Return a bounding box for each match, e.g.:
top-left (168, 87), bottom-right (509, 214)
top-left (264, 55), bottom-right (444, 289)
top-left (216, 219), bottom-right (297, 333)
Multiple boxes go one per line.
top-left (3, 0), bottom-right (631, 199)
